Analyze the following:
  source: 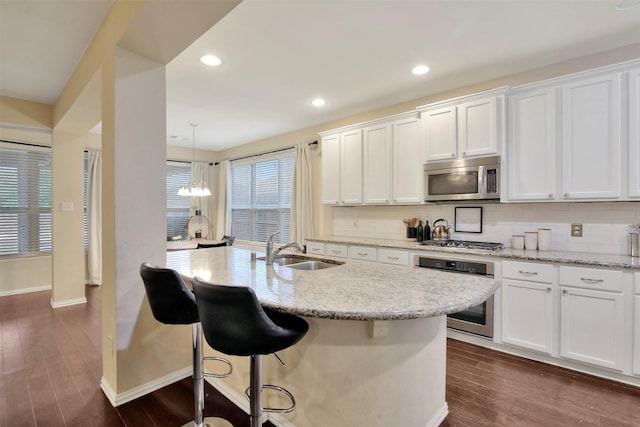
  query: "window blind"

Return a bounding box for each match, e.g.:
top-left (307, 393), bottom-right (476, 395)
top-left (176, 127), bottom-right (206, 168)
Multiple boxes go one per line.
top-left (0, 143), bottom-right (52, 255)
top-left (230, 151), bottom-right (294, 244)
top-left (167, 161), bottom-right (191, 240)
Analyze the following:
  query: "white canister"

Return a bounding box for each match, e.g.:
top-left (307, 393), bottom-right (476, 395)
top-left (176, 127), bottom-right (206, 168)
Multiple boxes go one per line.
top-left (537, 228), bottom-right (551, 251)
top-left (511, 235), bottom-right (525, 250)
top-left (524, 232), bottom-right (538, 250)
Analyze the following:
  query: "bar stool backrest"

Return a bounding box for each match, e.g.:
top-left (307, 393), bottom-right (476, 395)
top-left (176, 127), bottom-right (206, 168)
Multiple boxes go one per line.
top-left (193, 278), bottom-right (306, 357)
top-left (140, 263), bottom-right (199, 325)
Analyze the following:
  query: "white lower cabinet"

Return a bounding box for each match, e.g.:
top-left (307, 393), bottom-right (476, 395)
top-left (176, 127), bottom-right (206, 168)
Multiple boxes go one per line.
top-left (325, 243), bottom-right (348, 258)
top-left (502, 279), bottom-right (553, 354)
top-left (559, 266), bottom-right (625, 371)
top-left (501, 261), bottom-right (554, 354)
top-left (634, 274), bottom-right (640, 376)
top-left (634, 294), bottom-right (640, 376)
top-left (306, 241), bottom-right (325, 255)
top-left (349, 245), bottom-right (377, 262)
top-left (377, 248), bottom-right (409, 266)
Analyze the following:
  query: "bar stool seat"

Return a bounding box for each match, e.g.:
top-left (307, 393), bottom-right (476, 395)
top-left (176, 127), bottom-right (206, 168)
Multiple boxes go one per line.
top-left (192, 278), bottom-right (309, 427)
top-left (140, 263), bottom-right (233, 427)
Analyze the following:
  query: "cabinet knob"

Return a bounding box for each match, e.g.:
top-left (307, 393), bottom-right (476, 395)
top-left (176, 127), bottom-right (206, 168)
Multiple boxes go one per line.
top-left (451, 153), bottom-right (456, 158)
top-left (562, 289), bottom-right (568, 296)
top-left (546, 287), bottom-right (552, 293)
top-left (564, 193), bottom-right (569, 198)
top-left (462, 151), bottom-right (466, 156)
top-left (548, 194), bottom-right (553, 199)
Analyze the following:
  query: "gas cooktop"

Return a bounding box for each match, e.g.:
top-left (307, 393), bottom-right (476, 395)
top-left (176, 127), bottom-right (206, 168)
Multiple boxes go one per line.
top-left (419, 240), bottom-right (504, 252)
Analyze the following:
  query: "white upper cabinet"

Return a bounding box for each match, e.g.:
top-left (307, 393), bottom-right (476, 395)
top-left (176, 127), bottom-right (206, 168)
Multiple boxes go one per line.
top-left (340, 129), bottom-right (363, 204)
top-left (321, 133), bottom-right (341, 205)
top-left (421, 88), bottom-right (505, 163)
top-left (321, 129), bottom-right (363, 205)
top-left (320, 112), bottom-right (422, 206)
top-left (363, 123), bottom-right (392, 204)
top-left (458, 97), bottom-right (499, 158)
top-left (506, 87), bottom-right (558, 201)
top-left (562, 73), bottom-right (621, 200)
top-left (628, 68), bottom-right (640, 198)
top-left (392, 115), bottom-right (423, 204)
top-left (422, 106), bottom-right (457, 161)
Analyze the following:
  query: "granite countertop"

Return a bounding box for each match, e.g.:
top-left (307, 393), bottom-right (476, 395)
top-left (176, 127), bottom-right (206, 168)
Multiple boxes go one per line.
top-left (165, 246), bottom-right (499, 321)
top-left (307, 235), bottom-right (640, 270)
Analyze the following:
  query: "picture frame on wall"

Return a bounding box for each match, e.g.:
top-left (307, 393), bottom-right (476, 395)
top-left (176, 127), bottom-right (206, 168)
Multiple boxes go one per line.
top-left (454, 207), bottom-right (482, 233)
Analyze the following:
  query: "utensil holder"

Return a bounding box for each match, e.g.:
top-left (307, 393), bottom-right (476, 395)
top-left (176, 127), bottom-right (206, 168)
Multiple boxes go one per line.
top-left (406, 227), bottom-right (417, 239)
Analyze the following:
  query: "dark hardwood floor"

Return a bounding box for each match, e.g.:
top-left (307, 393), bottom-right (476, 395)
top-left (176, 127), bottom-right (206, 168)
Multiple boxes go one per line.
top-left (1, 286), bottom-right (639, 426)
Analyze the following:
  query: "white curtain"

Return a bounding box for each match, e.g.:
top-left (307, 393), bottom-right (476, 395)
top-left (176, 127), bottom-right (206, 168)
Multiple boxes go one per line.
top-left (190, 162), bottom-right (213, 238)
top-left (87, 150), bottom-right (102, 285)
top-left (292, 143), bottom-right (315, 243)
top-left (215, 160), bottom-right (230, 240)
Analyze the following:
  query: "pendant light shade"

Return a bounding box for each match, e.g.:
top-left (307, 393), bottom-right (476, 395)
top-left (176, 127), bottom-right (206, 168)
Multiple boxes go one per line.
top-left (178, 123), bottom-right (211, 197)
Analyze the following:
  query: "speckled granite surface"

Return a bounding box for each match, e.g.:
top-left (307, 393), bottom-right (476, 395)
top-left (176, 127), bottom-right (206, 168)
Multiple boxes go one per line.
top-left (307, 235), bottom-right (640, 270)
top-left (165, 247), bottom-right (498, 321)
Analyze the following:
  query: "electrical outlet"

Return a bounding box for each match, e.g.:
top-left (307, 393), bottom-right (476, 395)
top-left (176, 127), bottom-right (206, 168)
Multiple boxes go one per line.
top-left (571, 223), bottom-right (583, 237)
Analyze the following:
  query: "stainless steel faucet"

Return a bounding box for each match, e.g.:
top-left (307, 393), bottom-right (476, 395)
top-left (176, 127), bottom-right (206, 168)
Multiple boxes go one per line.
top-left (265, 231), bottom-right (306, 265)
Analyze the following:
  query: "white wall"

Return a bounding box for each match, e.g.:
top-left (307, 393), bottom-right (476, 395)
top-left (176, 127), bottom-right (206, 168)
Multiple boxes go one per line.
top-left (329, 202), bottom-right (640, 255)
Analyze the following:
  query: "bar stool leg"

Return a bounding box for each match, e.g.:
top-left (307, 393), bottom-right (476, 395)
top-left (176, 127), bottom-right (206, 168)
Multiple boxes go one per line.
top-left (249, 355), bottom-right (263, 427)
top-left (183, 323), bottom-right (233, 427)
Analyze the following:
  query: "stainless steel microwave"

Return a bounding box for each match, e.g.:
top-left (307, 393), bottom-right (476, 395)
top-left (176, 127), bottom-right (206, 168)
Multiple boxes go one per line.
top-left (424, 156), bottom-right (500, 202)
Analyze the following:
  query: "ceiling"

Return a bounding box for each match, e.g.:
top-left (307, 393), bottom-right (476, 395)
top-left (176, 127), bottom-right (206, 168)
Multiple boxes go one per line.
top-left (1, 1), bottom-right (640, 151)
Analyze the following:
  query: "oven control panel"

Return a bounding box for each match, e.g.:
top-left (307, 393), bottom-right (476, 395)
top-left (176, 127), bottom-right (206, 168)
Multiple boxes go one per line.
top-left (415, 256), bottom-right (494, 277)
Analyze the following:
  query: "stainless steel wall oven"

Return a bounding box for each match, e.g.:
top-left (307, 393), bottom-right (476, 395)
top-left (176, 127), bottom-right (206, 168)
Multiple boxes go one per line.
top-left (414, 254), bottom-right (495, 338)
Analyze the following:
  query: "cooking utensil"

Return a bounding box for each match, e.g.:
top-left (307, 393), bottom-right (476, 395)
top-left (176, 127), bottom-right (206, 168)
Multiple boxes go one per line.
top-left (431, 218), bottom-right (451, 240)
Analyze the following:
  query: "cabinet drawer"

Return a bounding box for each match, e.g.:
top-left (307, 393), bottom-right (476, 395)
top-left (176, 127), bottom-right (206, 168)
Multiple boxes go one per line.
top-left (378, 249), bottom-right (409, 266)
top-left (325, 244), bottom-right (348, 258)
top-left (306, 241), bottom-right (325, 255)
top-left (559, 266), bottom-right (623, 292)
top-left (502, 261), bottom-right (554, 283)
top-left (635, 273), bottom-right (640, 295)
top-left (350, 246), bottom-right (377, 261)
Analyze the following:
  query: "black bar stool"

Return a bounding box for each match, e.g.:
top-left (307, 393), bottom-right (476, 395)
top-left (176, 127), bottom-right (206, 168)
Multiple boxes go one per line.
top-left (192, 278), bottom-right (309, 427)
top-left (140, 263), bottom-right (233, 427)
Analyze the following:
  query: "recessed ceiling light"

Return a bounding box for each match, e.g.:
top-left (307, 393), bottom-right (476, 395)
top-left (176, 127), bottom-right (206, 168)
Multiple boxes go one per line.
top-left (412, 65), bottom-right (430, 75)
top-left (312, 98), bottom-right (326, 107)
top-left (200, 55), bottom-right (222, 66)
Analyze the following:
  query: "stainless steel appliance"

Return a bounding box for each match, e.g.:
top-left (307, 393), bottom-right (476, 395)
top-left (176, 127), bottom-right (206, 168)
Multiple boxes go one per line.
top-left (419, 239), bottom-right (503, 252)
top-left (414, 253), bottom-right (495, 338)
top-left (424, 155), bottom-right (500, 202)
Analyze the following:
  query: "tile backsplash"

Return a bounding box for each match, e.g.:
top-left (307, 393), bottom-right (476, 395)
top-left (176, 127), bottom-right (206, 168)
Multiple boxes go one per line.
top-left (329, 202), bottom-right (640, 255)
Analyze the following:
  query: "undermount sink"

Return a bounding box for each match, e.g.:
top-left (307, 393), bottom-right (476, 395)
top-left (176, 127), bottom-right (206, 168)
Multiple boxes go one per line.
top-left (286, 260), bottom-right (337, 270)
top-left (257, 254), bottom-right (343, 270)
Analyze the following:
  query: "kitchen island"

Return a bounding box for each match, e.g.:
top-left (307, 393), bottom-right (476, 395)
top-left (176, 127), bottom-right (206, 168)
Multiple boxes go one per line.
top-left (167, 247), bottom-right (498, 427)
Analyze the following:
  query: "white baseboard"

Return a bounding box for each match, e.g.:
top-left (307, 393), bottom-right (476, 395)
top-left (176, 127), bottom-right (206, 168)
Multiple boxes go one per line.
top-left (50, 296), bottom-right (87, 308)
top-left (101, 366), bottom-right (192, 407)
top-left (0, 284), bottom-right (51, 297)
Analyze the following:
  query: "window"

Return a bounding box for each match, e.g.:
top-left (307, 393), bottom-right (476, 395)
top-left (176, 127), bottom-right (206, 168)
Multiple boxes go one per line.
top-left (0, 142), bottom-right (52, 256)
top-left (230, 151), bottom-right (295, 244)
top-left (166, 161), bottom-right (191, 240)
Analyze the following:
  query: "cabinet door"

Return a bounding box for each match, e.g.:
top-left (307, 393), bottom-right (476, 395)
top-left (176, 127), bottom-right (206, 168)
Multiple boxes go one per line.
top-left (363, 123), bottom-right (392, 204)
top-left (507, 88), bottom-right (557, 201)
top-left (321, 134), bottom-right (341, 205)
top-left (634, 294), bottom-right (640, 375)
top-left (628, 68), bottom-right (640, 198)
top-left (340, 129), bottom-right (363, 204)
top-left (458, 97), bottom-right (499, 158)
top-left (560, 286), bottom-right (625, 370)
top-left (392, 116), bottom-right (423, 204)
top-left (502, 279), bottom-right (554, 354)
top-left (423, 106), bottom-right (457, 162)
top-left (562, 73), bottom-right (621, 200)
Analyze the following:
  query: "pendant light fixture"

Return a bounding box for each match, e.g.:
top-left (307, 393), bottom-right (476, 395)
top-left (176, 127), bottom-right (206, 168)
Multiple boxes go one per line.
top-left (178, 123), bottom-right (212, 197)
